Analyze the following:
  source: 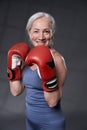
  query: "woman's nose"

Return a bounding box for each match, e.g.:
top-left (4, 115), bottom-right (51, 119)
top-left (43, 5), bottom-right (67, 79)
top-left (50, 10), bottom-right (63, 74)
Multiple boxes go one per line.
top-left (39, 32), bottom-right (45, 39)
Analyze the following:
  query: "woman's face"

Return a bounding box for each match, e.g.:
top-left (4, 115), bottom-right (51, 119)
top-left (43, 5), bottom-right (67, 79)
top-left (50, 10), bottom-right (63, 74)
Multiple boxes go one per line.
top-left (28, 17), bottom-right (53, 47)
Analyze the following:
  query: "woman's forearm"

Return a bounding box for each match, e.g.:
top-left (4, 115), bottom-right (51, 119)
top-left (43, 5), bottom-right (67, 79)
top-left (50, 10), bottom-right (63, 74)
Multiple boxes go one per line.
top-left (9, 80), bottom-right (25, 96)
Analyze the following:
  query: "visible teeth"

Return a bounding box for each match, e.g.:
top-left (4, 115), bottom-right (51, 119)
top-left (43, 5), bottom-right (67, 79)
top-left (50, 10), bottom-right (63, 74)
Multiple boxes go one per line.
top-left (37, 40), bottom-right (46, 44)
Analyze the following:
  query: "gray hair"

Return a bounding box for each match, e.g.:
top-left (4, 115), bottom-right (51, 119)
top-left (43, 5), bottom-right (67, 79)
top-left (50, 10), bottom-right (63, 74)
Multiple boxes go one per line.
top-left (26, 12), bottom-right (56, 36)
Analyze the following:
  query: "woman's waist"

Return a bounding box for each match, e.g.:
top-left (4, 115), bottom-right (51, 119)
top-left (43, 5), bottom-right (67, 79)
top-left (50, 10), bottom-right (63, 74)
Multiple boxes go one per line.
top-left (26, 95), bottom-right (49, 110)
top-left (25, 88), bottom-right (61, 112)
top-left (26, 100), bottom-right (61, 113)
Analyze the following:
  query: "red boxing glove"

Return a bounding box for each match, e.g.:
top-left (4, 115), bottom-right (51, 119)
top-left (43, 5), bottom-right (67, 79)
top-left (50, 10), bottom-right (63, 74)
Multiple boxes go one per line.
top-left (25, 45), bottom-right (58, 92)
top-left (7, 42), bottom-right (30, 81)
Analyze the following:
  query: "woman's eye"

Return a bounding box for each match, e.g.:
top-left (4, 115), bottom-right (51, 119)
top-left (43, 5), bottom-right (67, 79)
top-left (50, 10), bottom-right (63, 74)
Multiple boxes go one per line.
top-left (34, 30), bottom-right (38, 33)
top-left (45, 30), bottom-right (50, 33)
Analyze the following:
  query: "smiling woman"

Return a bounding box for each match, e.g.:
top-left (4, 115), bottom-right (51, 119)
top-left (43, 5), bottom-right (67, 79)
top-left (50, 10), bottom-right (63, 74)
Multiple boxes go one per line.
top-left (26, 12), bottom-right (55, 47)
top-left (8, 12), bottom-right (67, 130)
top-left (27, 17), bottom-right (52, 47)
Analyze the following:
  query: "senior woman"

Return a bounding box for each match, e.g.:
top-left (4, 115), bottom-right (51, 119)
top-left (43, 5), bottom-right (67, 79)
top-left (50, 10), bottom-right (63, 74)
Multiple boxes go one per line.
top-left (7, 12), bottom-right (67, 130)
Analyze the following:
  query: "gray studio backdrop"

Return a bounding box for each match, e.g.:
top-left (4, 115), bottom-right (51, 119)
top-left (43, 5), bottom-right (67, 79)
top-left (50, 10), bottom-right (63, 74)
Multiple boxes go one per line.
top-left (0, 0), bottom-right (87, 130)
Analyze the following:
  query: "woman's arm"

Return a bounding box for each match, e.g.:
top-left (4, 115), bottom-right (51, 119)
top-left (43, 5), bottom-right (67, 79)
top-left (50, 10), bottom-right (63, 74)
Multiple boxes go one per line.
top-left (44, 49), bottom-right (67, 107)
top-left (9, 80), bottom-right (25, 96)
top-left (55, 55), bottom-right (67, 98)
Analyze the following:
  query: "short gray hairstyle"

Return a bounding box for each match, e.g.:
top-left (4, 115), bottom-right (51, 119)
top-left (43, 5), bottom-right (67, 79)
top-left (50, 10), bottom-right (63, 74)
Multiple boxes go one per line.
top-left (26, 12), bottom-right (56, 36)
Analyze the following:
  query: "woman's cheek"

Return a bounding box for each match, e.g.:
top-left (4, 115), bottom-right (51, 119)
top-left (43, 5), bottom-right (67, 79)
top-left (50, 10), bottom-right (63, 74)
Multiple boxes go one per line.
top-left (47, 34), bottom-right (52, 40)
top-left (30, 35), bottom-right (36, 42)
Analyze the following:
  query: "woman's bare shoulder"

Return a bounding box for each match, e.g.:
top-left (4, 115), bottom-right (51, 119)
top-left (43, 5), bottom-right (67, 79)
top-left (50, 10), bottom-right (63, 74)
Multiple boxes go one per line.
top-left (50, 48), bottom-right (64, 62)
top-left (50, 48), bottom-right (67, 69)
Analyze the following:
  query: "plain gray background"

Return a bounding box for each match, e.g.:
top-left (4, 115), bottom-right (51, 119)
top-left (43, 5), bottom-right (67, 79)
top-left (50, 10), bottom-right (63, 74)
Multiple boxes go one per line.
top-left (0, 0), bottom-right (87, 130)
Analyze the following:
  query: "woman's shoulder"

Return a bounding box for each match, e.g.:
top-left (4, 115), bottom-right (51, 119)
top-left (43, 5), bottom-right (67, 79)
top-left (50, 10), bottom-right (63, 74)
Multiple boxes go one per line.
top-left (50, 48), bottom-right (64, 62)
top-left (50, 48), bottom-right (67, 71)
